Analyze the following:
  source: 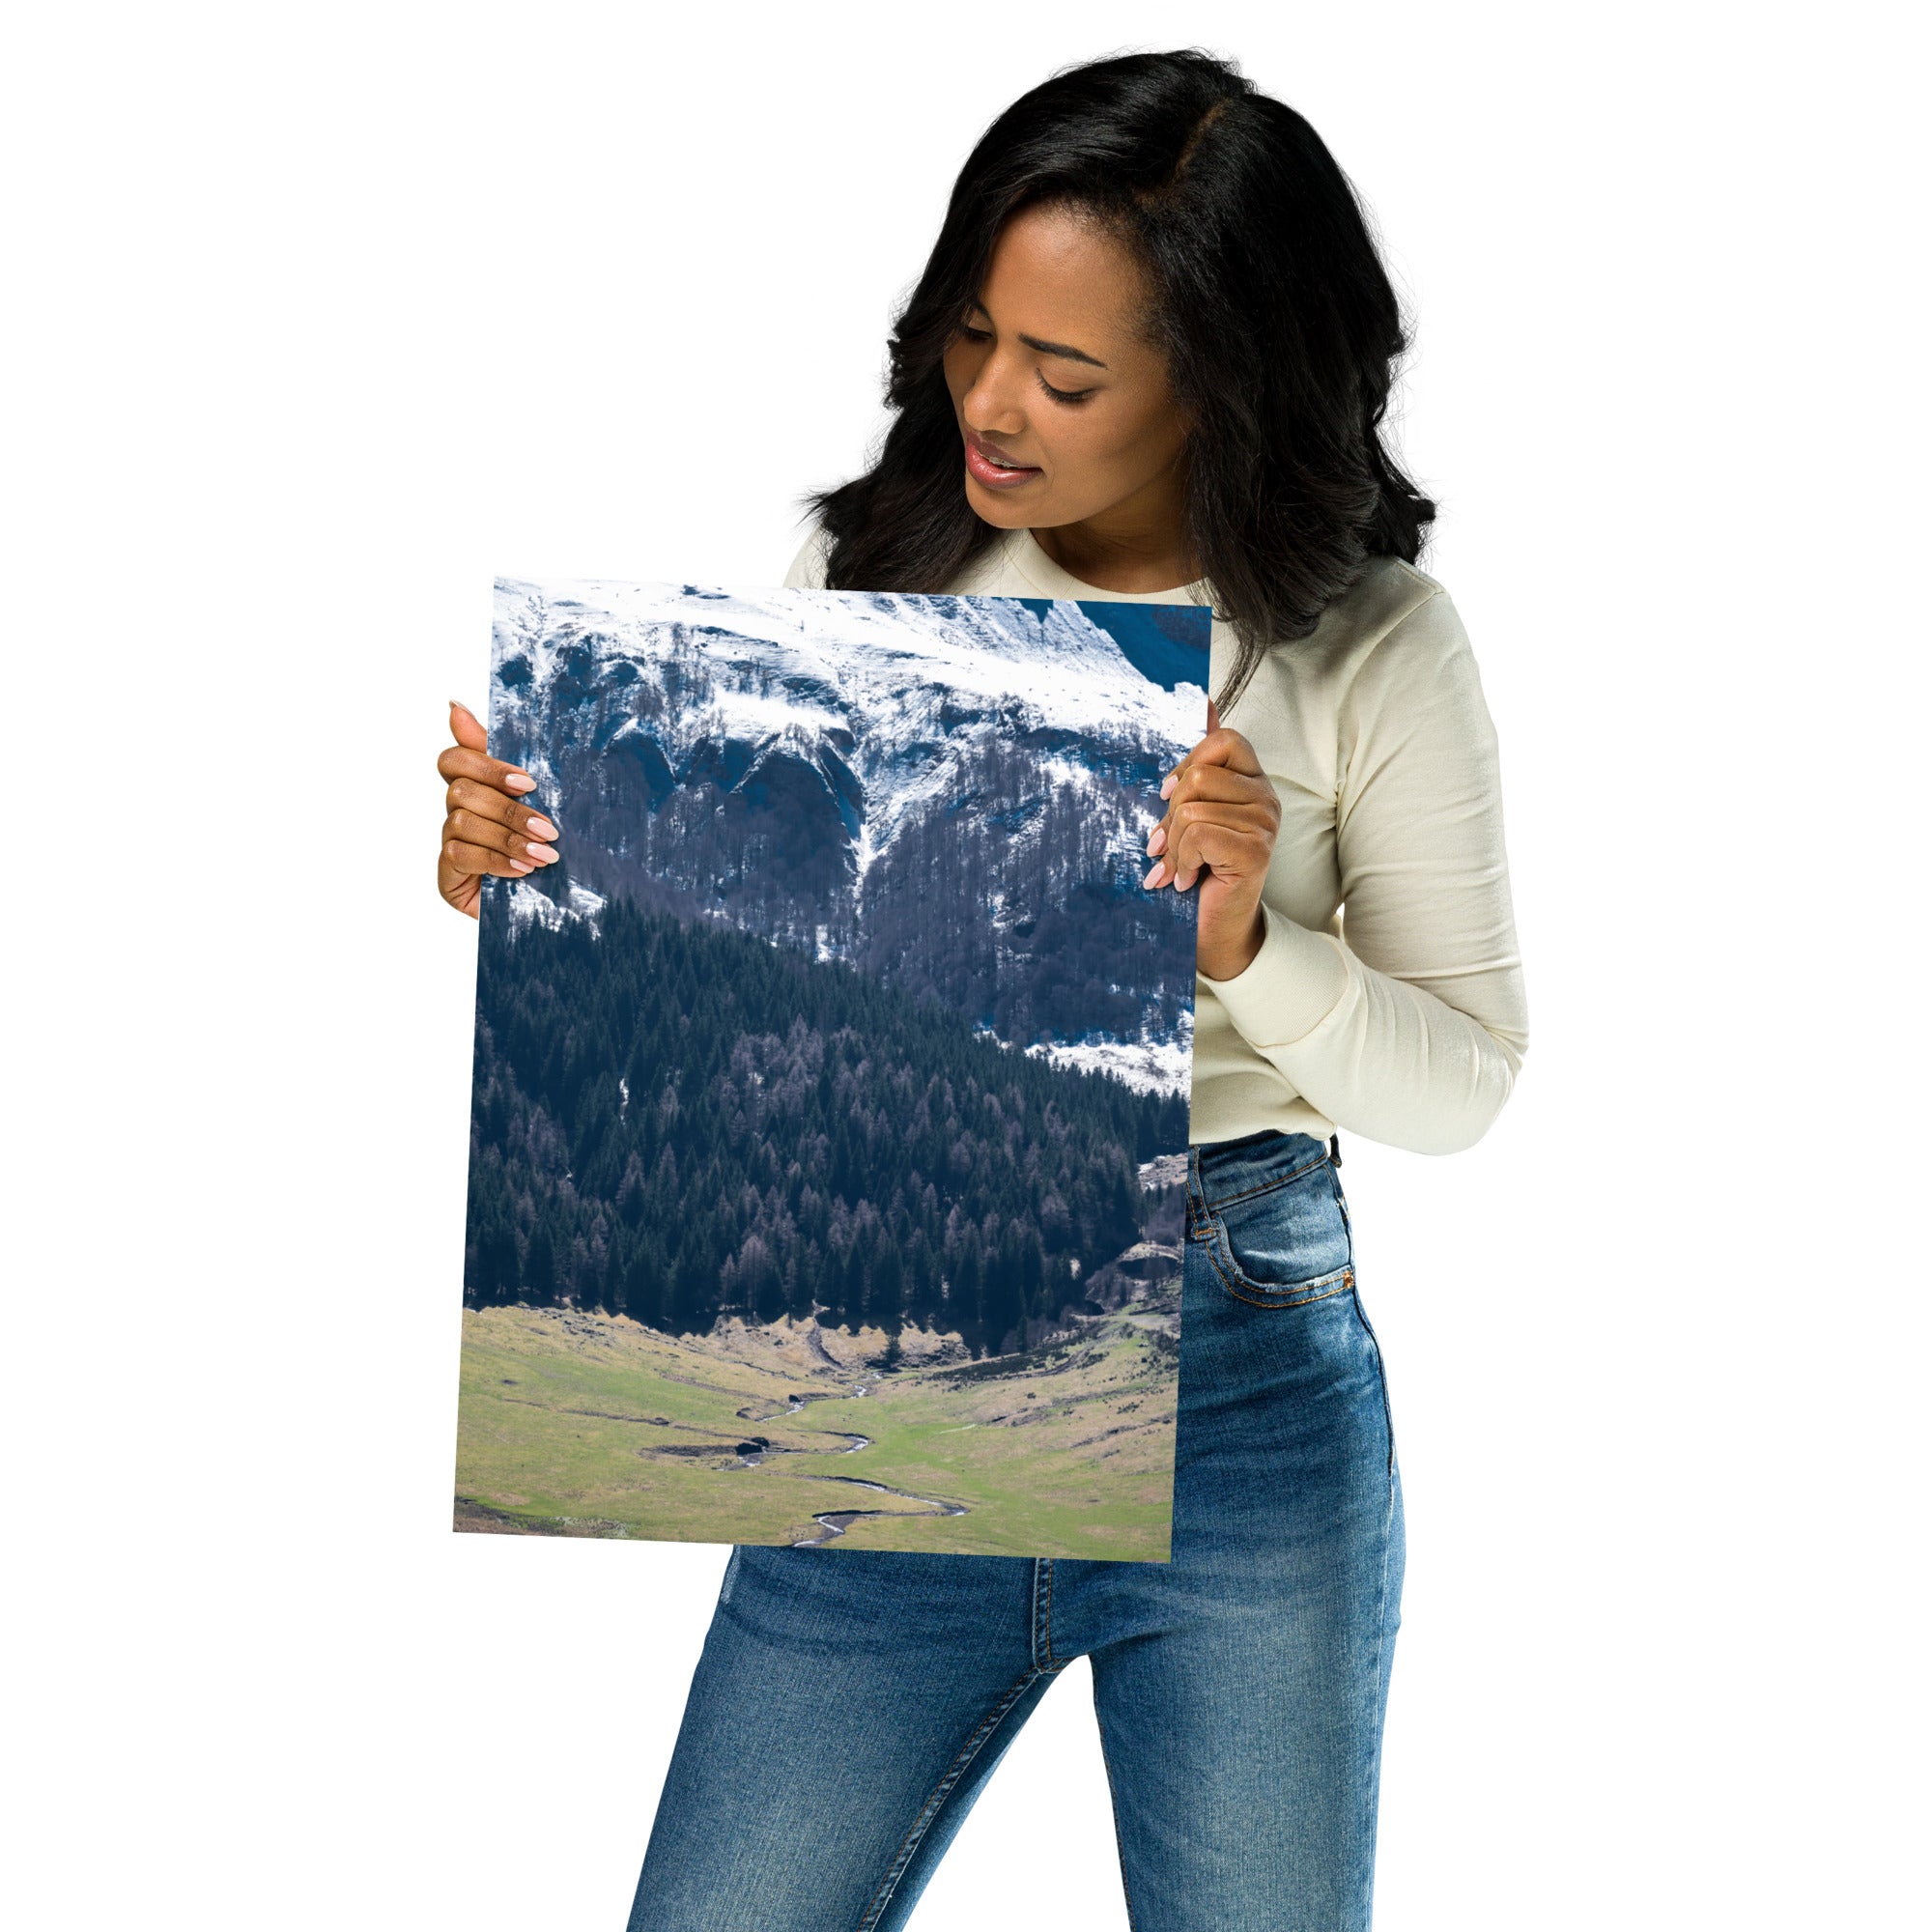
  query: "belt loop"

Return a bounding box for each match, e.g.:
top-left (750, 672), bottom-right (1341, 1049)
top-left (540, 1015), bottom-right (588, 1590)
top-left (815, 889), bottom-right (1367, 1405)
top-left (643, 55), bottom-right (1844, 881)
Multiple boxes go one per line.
top-left (1327, 1132), bottom-right (1342, 1169)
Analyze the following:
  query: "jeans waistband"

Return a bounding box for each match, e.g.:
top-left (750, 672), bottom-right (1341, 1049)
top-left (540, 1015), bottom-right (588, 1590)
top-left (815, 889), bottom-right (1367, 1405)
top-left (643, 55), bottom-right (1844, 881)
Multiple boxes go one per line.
top-left (1188, 1129), bottom-right (1333, 1213)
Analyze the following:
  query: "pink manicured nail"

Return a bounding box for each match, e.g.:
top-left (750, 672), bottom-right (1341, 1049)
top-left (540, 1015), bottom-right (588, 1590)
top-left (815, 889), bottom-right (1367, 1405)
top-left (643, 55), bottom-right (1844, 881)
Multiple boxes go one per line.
top-left (508, 860), bottom-right (533, 874)
top-left (1159, 774), bottom-right (1178, 799)
top-left (526, 815), bottom-right (558, 841)
top-left (1145, 826), bottom-right (1167, 856)
top-left (504, 771), bottom-right (536, 793)
top-left (1142, 861), bottom-right (1165, 889)
top-left (526, 842), bottom-right (558, 865)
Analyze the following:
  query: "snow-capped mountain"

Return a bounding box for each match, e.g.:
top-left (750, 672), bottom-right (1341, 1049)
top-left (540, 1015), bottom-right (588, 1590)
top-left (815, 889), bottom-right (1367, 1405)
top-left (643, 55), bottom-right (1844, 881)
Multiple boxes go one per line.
top-left (487, 578), bottom-right (1208, 1094)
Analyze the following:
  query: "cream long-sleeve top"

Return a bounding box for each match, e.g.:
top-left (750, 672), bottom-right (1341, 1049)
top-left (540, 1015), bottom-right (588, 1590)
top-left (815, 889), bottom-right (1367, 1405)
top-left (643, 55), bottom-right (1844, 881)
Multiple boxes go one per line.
top-left (784, 525), bottom-right (1529, 1156)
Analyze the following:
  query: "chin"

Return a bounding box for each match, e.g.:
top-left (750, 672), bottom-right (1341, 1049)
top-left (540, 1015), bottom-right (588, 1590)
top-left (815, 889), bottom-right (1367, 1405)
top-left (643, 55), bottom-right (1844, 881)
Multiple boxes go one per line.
top-left (963, 476), bottom-right (1039, 528)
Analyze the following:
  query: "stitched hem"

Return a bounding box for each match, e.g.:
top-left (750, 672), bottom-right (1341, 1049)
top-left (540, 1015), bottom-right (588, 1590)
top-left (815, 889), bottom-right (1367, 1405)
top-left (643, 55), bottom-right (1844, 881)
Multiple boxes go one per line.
top-left (1204, 901), bottom-right (1351, 1050)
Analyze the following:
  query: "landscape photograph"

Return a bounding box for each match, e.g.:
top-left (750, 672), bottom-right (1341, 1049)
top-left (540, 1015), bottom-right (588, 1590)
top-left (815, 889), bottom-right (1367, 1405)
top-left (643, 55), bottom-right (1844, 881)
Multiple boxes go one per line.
top-left (456, 578), bottom-right (1209, 1559)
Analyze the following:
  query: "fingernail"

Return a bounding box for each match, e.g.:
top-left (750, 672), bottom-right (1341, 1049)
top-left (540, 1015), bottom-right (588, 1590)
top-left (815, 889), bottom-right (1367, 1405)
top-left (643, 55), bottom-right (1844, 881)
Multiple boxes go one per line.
top-left (1145, 826), bottom-right (1167, 856)
top-left (526, 842), bottom-right (558, 865)
top-left (450, 697), bottom-right (472, 715)
top-left (508, 860), bottom-right (533, 874)
top-left (526, 815), bottom-right (558, 841)
top-left (1142, 861), bottom-right (1165, 889)
top-left (1159, 774), bottom-right (1178, 799)
top-left (504, 772), bottom-right (536, 793)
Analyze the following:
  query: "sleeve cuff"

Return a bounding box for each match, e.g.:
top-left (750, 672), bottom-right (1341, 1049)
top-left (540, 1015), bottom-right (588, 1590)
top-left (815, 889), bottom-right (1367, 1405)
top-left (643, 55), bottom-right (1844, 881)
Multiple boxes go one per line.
top-left (1199, 900), bottom-right (1350, 1050)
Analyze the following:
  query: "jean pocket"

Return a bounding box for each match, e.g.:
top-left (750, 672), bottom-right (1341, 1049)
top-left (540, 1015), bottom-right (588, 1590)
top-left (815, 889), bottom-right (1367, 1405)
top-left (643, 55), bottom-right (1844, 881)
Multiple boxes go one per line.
top-left (1200, 1158), bottom-right (1355, 1309)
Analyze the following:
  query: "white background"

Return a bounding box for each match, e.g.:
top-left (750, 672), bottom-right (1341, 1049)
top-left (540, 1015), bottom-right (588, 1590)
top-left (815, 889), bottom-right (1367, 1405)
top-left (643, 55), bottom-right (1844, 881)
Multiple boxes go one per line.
top-left (7, 3), bottom-right (1925, 1926)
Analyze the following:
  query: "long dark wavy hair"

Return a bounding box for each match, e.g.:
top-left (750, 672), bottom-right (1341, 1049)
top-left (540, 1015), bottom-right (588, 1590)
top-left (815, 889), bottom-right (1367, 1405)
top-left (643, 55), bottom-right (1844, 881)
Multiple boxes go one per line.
top-left (808, 48), bottom-right (1435, 714)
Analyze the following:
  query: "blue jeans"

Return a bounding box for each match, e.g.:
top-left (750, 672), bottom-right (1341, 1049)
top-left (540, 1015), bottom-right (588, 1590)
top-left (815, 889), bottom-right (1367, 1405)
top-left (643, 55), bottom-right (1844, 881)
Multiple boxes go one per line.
top-left (628, 1130), bottom-right (1406, 1931)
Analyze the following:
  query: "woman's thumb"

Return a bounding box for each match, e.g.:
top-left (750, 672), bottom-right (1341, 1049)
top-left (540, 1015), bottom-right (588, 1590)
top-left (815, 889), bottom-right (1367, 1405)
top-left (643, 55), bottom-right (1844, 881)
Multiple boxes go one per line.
top-left (449, 697), bottom-right (488, 753)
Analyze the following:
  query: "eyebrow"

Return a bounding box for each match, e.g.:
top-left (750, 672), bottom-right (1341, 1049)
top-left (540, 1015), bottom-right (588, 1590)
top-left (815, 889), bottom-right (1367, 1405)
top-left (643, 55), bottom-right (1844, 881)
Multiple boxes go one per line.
top-left (1018, 333), bottom-right (1107, 370)
top-left (967, 302), bottom-right (1108, 369)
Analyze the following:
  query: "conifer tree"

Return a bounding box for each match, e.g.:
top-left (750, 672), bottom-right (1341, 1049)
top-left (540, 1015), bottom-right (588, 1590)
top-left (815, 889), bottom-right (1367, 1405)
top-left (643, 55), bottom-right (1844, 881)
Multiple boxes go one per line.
top-left (463, 894), bottom-right (1180, 1337)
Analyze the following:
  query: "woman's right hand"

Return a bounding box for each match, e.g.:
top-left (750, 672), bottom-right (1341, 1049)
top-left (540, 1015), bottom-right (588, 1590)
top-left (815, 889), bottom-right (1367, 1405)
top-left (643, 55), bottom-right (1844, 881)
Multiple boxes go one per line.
top-left (436, 699), bottom-right (560, 919)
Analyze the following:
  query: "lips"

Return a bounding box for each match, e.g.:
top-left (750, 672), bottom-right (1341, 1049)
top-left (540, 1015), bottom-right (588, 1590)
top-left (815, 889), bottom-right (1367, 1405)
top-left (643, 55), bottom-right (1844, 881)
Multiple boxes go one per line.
top-left (963, 431), bottom-right (1042, 489)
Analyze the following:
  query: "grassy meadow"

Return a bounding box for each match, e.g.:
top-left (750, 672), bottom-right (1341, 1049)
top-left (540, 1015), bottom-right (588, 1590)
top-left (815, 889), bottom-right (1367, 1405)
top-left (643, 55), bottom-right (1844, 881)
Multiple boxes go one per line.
top-left (453, 1297), bottom-right (1179, 1560)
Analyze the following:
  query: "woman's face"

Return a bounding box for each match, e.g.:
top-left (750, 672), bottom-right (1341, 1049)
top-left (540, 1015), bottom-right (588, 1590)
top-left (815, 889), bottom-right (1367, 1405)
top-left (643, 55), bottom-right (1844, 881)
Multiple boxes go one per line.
top-left (941, 202), bottom-right (1190, 541)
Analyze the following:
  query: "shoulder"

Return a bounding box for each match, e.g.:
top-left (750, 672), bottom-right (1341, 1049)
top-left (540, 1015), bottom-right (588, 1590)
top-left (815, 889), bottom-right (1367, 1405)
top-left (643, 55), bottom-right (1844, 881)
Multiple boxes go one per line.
top-left (1227, 557), bottom-right (1496, 781)
top-left (1304, 557), bottom-right (1494, 735)
top-left (1309, 554), bottom-right (1469, 684)
top-left (1228, 554), bottom-right (1475, 723)
top-left (1323, 559), bottom-right (1500, 780)
top-left (781, 523), bottom-right (836, 590)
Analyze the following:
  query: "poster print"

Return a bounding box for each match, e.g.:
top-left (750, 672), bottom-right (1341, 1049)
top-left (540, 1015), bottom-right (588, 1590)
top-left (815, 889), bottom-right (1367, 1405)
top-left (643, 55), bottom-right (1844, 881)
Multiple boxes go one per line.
top-left (455, 578), bottom-right (1209, 1559)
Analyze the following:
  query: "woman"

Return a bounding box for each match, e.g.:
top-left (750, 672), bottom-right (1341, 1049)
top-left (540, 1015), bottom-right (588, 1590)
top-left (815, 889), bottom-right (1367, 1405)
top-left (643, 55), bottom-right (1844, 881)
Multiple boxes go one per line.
top-left (437, 49), bottom-right (1527, 1932)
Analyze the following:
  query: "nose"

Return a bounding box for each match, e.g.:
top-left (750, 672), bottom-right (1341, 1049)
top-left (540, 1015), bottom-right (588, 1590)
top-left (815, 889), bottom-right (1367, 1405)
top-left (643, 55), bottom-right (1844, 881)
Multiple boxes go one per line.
top-left (959, 347), bottom-right (1029, 439)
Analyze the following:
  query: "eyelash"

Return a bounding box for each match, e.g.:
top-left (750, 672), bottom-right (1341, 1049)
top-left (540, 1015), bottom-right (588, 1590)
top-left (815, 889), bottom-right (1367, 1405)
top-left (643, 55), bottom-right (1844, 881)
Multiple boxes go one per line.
top-left (1037, 373), bottom-right (1094, 407)
top-left (957, 325), bottom-right (1095, 406)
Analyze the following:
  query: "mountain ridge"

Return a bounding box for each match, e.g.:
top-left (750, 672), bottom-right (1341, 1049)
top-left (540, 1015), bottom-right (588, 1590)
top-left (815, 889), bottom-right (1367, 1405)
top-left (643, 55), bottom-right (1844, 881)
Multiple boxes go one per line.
top-left (487, 579), bottom-right (1208, 1095)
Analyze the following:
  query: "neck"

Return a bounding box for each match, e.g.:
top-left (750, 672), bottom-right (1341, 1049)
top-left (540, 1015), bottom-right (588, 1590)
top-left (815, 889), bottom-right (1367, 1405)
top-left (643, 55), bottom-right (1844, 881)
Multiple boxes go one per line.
top-left (1029, 472), bottom-right (1198, 593)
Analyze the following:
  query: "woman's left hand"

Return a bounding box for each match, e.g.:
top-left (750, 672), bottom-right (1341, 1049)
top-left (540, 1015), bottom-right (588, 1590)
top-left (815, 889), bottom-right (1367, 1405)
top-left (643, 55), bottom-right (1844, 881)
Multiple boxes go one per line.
top-left (1144, 698), bottom-right (1281, 981)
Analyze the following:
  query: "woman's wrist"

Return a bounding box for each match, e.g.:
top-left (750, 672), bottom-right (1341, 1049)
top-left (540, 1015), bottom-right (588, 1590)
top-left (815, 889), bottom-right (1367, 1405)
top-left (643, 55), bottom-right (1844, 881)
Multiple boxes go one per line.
top-left (1197, 906), bottom-right (1267, 983)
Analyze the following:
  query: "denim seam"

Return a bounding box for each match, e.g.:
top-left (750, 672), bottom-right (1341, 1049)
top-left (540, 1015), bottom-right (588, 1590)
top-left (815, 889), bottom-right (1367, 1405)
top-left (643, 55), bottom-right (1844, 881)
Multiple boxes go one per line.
top-left (1090, 1695), bottom-right (1143, 1932)
top-left (854, 1663), bottom-right (1049, 1932)
top-left (1351, 1293), bottom-right (1397, 1491)
top-left (1032, 1556), bottom-right (1063, 1672)
top-left (1356, 1292), bottom-right (1399, 1928)
top-left (1357, 1468), bottom-right (1396, 1929)
top-left (1194, 1149), bottom-right (1333, 1213)
top-left (1219, 1270), bottom-right (1356, 1312)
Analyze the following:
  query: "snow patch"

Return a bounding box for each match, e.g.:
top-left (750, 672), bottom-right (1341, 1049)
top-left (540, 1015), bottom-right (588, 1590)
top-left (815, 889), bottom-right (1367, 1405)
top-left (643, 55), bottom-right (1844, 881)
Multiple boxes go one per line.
top-left (503, 879), bottom-right (605, 933)
top-left (505, 881), bottom-right (569, 932)
top-left (1024, 1037), bottom-right (1193, 1098)
top-left (698, 686), bottom-right (843, 742)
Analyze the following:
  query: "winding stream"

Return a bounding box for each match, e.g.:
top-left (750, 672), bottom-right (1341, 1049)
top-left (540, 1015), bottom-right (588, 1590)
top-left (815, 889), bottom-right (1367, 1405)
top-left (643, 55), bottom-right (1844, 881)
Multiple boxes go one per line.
top-left (790, 1475), bottom-right (972, 1548)
top-left (730, 1386), bottom-right (971, 1546)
